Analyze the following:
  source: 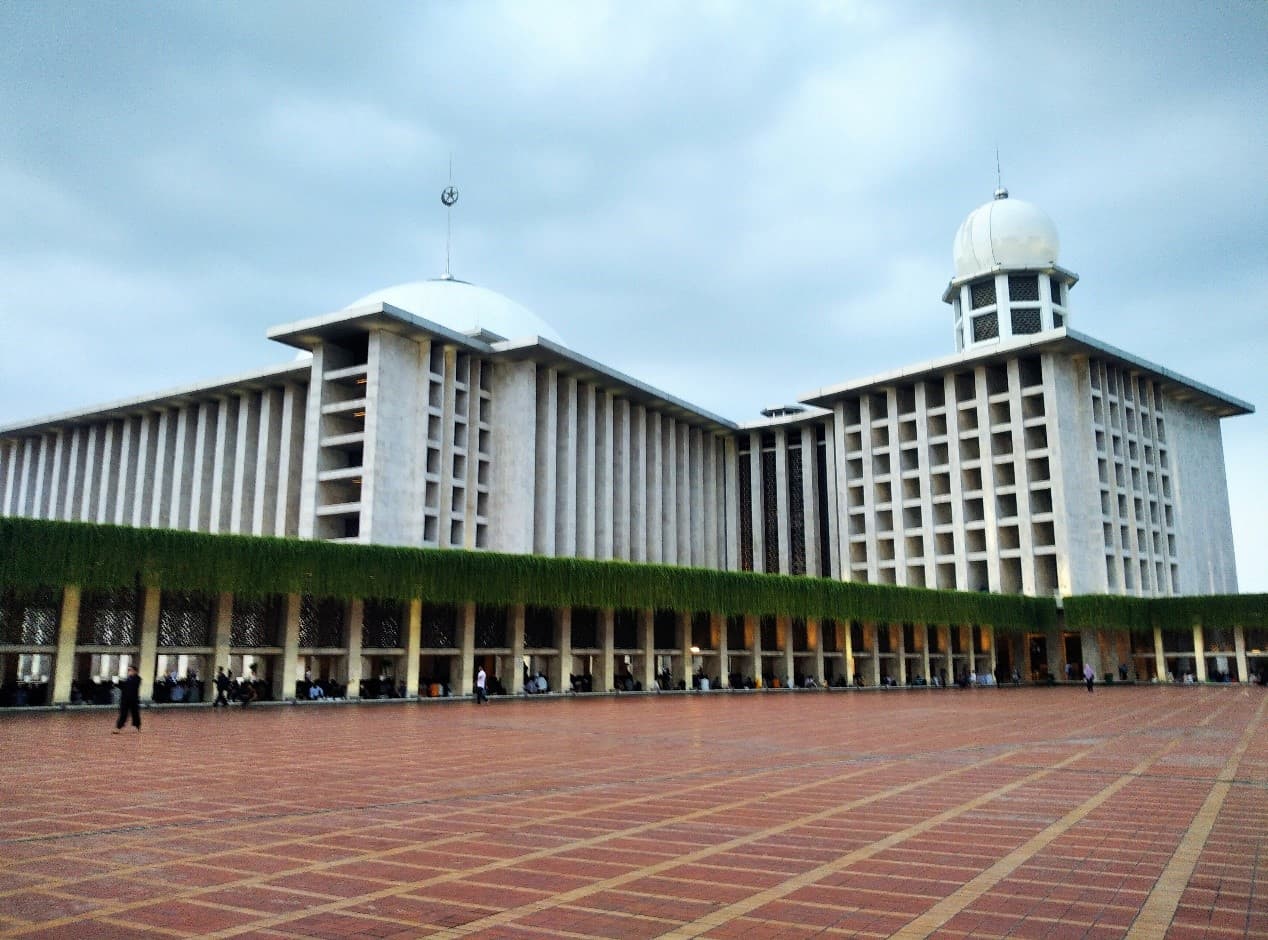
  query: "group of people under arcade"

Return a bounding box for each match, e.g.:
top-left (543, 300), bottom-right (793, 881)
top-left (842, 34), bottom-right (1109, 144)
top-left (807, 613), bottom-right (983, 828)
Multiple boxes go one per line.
top-left (0, 678), bottom-right (49, 707)
top-left (5, 658), bottom-right (1267, 716)
top-left (211, 665), bottom-right (268, 707)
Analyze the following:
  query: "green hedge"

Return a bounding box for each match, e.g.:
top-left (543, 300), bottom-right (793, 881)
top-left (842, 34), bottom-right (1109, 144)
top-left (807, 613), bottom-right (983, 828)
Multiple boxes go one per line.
top-left (0, 518), bottom-right (1055, 631)
top-left (1064, 592), bottom-right (1268, 632)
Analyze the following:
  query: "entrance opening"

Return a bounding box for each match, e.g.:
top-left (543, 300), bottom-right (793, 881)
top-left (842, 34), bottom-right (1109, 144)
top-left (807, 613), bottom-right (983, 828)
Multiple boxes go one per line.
top-left (1028, 634), bottom-right (1048, 681)
top-left (1063, 633), bottom-right (1081, 679)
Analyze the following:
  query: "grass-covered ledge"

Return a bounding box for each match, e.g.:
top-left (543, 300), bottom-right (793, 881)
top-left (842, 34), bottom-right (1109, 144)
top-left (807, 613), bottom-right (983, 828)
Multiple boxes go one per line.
top-left (1, 517), bottom-right (1056, 631)
top-left (1064, 592), bottom-right (1268, 632)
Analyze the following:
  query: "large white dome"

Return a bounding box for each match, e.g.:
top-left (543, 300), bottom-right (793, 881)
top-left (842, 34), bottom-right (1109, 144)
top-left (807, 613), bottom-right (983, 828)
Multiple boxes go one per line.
top-left (346, 277), bottom-right (564, 344)
top-left (952, 191), bottom-right (1060, 279)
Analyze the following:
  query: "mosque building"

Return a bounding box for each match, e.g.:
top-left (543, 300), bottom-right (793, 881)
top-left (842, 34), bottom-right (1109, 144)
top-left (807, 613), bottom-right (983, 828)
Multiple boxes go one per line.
top-left (0, 189), bottom-right (1256, 702)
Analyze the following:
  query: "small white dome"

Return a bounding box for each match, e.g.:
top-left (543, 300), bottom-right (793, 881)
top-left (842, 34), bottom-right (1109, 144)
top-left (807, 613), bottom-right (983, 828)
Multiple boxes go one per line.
top-left (346, 277), bottom-right (564, 344)
top-left (953, 191), bottom-right (1060, 279)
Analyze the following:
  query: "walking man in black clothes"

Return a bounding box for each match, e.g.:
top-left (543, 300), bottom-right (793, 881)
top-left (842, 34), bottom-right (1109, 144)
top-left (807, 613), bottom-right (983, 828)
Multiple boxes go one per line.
top-left (113, 664), bottom-right (141, 733)
top-left (213, 667), bottom-right (231, 708)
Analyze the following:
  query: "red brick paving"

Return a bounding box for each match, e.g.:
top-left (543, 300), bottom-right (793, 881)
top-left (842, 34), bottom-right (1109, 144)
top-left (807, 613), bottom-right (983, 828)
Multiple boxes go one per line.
top-left (0, 686), bottom-right (1264, 938)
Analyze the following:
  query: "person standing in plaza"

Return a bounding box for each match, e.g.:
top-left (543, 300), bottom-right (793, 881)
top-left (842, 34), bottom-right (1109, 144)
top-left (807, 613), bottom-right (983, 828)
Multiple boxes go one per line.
top-left (113, 664), bottom-right (141, 733)
top-left (1083, 661), bottom-right (1095, 693)
top-left (475, 665), bottom-right (487, 704)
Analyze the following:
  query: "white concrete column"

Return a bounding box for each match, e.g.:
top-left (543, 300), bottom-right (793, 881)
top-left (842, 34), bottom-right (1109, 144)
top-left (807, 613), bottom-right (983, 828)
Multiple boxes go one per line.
top-left (404, 599), bottom-right (422, 697)
top-left (31, 434), bottom-right (51, 519)
top-left (137, 588), bottom-right (160, 702)
top-left (212, 592), bottom-right (233, 674)
top-left (661, 418), bottom-right (677, 565)
top-left (867, 623), bottom-right (881, 686)
top-left (780, 615), bottom-right (794, 687)
top-left (51, 585), bottom-right (81, 705)
top-left (689, 427), bottom-right (705, 566)
top-left (552, 607), bottom-right (572, 693)
top-left (595, 391), bottom-right (614, 560)
top-left (1192, 623), bottom-right (1207, 682)
top-left (895, 624), bottom-right (907, 685)
top-left (46, 430), bottom-right (68, 521)
top-left (98, 422), bottom-right (122, 524)
top-left (1233, 626), bottom-right (1249, 683)
top-left (230, 394), bottom-right (260, 534)
top-left (599, 608), bottom-right (615, 692)
top-left (921, 624), bottom-right (932, 684)
top-left (533, 368), bottom-right (558, 554)
top-left (843, 620), bottom-right (855, 684)
top-left (703, 433), bottom-right (718, 569)
top-left (279, 594), bottom-right (302, 701)
top-left (148, 412), bottom-right (172, 527)
top-left (1080, 628), bottom-right (1103, 679)
top-left (612, 398), bottom-right (631, 560)
top-left (0, 439), bottom-right (17, 515)
top-left (76, 426), bottom-right (99, 522)
top-left (577, 382), bottom-right (596, 558)
top-left (1153, 625), bottom-right (1167, 681)
top-left (209, 398), bottom-right (236, 534)
top-left (15, 436), bottom-right (36, 517)
top-left (274, 384), bottom-right (306, 537)
top-left (61, 428), bottom-right (82, 521)
top-left (746, 614), bottom-right (761, 686)
top-left (647, 414), bottom-right (663, 563)
top-left (361, 332), bottom-right (427, 547)
top-left (630, 405), bottom-right (647, 562)
top-left (166, 406), bottom-right (191, 528)
top-left (456, 602), bottom-right (476, 696)
top-left (252, 388), bottom-right (283, 536)
top-left (344, 598), bottom-right (364, 699)
top-left (507, 604), bottom-right (524, 695)
top-left (113, 419), bottom-right (136, 525)
top-left (188, 402), bottom-right (215, 531)
top-left (555, 375), bottom-right (578, 557)
top-left (638, 609), bottom-right (655, 691)
top-left (676, 423), bottom-right (690, 564)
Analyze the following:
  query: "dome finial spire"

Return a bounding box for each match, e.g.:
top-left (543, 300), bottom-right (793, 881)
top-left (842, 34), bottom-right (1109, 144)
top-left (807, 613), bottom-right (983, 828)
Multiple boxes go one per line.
top-left (994, 146), bottom-right (1008, 200)
top-left (440, 153), bottom-right (459, 280)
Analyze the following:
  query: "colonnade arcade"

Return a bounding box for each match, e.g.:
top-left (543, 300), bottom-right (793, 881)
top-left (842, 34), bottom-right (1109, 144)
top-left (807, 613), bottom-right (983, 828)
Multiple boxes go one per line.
top-left (3, 583), bottom-right (1265, 706)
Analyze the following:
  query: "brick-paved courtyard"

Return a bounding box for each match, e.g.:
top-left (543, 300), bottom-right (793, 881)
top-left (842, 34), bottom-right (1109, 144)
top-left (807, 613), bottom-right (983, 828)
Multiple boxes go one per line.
top-left (1, 686), bottom-right (1264, 939)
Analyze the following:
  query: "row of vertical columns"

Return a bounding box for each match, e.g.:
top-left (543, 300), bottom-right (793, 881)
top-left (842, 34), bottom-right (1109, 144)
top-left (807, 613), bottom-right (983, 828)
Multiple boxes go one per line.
top-left (529, 371), bottom-right (728, 567)
top-left (0, 387), bottom-right (305, 537)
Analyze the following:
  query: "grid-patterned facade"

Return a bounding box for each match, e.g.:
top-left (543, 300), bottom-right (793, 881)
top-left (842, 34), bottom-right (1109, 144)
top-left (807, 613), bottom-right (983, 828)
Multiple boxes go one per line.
top-left (1090, 359), bottom-right (1177, 596)
top-left (824, 354), bottom-right (1060, 595)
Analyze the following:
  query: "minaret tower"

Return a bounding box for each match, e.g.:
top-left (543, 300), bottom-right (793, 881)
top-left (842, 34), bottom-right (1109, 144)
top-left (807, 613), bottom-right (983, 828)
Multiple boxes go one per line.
top-left (942, 188), bottom-right (1079, 352)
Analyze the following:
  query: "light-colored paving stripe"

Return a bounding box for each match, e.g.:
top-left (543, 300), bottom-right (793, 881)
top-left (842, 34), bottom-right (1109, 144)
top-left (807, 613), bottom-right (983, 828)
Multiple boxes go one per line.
top-left (1126, 692), bottom-right (1267, 939)
top-left (890, 739), bottom-right (1181, 938)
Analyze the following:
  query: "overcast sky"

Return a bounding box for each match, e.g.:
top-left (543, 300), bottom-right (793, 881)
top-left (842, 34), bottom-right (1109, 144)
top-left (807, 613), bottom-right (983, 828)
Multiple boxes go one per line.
top-left (2, 1), bottom-right (1265, 590)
